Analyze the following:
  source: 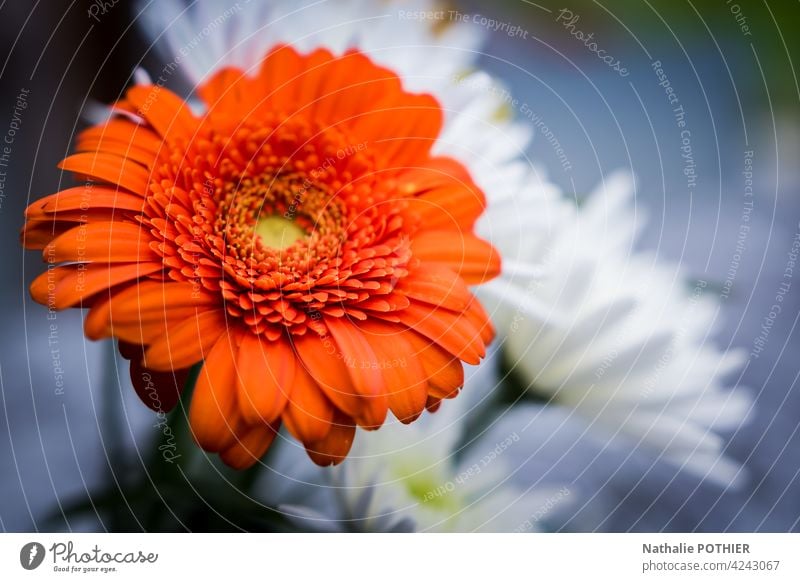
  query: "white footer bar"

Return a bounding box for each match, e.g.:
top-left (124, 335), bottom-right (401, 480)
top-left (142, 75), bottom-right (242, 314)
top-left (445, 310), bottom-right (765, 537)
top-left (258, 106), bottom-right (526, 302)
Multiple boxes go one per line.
top-left (2, 533), bottom-right (798, 580)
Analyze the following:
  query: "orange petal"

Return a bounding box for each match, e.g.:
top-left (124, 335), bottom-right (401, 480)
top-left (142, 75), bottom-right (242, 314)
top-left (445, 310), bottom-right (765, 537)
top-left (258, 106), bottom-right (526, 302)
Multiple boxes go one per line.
top-left (143, 309), bottom-right (228, 371)
top-left (358, 320), bottom-right (428, 424)
top-left (87, 305), bottom-right (206, 345)
top-left (392, 301), bottom-right (485, 365)
top-left (406, 184), bottom-right (485, 230)
top-left (219, 421), bottom-right (279, 470)
top-left (77, 120), bottom-right (162, 153)
top-left (397, 263), bottom-right (472, 312)
top-left (304, 410), bottom-right (356, 466)
top-left (351, 93), bottom-right (442, 168)
top-left (426, 396), bottom-right (443, 413)
top-left (293, 48), bottom-right (338, 115)
top-left (307, 50), bottom-right (403, 129)
top-left (198, 67), bottom-right (250, 113)
top-left (281, 362), bottom-right (335, 445)
top-left (24, 209), bottom-right (136, 226)
top-left (58, 152), bottom-right (151, 195)
top-left (21, 220), bottom-right (74, 249)
top-left (124, 85), bottom-right (198, 140)
top-left (324, 317), bottom-right (389, 429)
top-left (405, 331), bottom-right (465, 399)
top-left (464, 297), bottom-right (495, 345)
top-left (292, 331), bottom-right (365, 424)
top-left (76, 131), bottom-right (159, 168)
top-left (256, 44), bottom-right (305, 114)
top-left (97, 280), bottom-right (215, 317)
top-left (400, 156), bottom-right (477, 192)
top-left (237, 334), bottom-right (294, 424)
top-left (124, 344), bottom-right (188, 413)
top-left (84, 281), bottom-right (217, 341)
top-left (411, 230), bottom-right (501, 284)
top-left (25, 186), bottom-right (145, 218)
top-left (188, 333), bottom-right (241, 453)
top-left (43, 221), bottom-right (157, 263)
top-left (399, 157), bottom-right (485, 229)
top-left (30, 262), bottom-right (162, 310)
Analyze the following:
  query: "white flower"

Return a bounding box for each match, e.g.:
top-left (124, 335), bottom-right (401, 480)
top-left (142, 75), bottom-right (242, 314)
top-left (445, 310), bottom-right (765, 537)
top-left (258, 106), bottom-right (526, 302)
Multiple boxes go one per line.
top-left (480, 170), bottom-right (752, 486)
top-left (261, 359), bottom-right (570, 532)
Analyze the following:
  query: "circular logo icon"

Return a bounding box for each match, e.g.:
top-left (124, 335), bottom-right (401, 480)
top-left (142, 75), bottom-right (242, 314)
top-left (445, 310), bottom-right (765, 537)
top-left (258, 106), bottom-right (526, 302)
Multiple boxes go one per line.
top-left (20, 542), bottom-right (45, 570)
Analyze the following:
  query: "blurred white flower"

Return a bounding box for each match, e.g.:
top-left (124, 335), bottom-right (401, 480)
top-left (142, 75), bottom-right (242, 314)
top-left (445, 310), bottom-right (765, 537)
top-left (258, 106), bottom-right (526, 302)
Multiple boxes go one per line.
top-left (479, 171), bottom-right (752, 486)
top-left (262, 360), bottom-right (570, 532)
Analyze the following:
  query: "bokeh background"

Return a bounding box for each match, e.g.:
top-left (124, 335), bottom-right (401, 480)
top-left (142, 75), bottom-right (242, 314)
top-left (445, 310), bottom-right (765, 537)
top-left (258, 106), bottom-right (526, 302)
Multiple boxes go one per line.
top-left (0, 0), bottom-right (798, 531)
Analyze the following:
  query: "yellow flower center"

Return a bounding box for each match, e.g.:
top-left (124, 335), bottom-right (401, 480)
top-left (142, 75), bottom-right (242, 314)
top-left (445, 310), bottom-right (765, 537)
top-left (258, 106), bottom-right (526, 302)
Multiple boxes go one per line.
top-left (254, 215), bottom-right (306, 250)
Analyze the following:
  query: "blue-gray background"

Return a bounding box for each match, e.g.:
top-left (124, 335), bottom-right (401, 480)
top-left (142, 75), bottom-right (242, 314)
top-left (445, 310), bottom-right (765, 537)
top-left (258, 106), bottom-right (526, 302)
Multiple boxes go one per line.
top-left (0, 0), bottom-right (797, 531)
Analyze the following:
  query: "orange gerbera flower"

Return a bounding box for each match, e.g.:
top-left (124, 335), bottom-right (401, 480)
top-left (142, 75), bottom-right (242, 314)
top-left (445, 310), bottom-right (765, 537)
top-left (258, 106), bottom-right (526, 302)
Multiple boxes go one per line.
top-left (23, 46), bottom-right (499, 468)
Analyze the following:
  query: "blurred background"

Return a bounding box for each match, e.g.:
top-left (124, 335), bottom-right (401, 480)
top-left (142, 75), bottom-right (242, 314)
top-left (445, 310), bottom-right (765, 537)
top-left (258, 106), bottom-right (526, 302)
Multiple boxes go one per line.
top-left (0, 0), bottom-right (797, 531)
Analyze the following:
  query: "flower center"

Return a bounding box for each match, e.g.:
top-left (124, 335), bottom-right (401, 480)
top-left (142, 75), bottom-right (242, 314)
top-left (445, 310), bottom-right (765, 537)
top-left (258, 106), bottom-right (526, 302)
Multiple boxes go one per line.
top-left (213, 171), bottom-right (344, 264)
top-left (254, 215), bottom-right (306, 250)
top-left (154, 116), bottom-right (414, 336)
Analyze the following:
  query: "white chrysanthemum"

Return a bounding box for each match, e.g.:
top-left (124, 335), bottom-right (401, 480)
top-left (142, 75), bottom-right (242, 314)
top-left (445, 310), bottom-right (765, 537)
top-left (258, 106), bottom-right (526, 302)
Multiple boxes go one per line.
top-left (480, 171), bottom-right (752, 486)
top-left (261, 360), bottom-right (569, 532)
